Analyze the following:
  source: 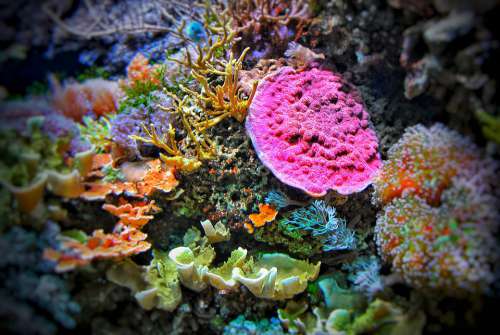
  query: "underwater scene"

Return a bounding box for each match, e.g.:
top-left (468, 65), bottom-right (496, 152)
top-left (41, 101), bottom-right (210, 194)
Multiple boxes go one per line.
top-left (0, 0), bottom-right (499, 334)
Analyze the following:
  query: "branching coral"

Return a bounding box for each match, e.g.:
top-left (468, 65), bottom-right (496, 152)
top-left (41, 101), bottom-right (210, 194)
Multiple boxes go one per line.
top-left (228, 0), bottom-right (312, 60)
top-left (43, 0), bottom-right (191, 40)
top-left (373, 124), bottom-right (499, 294)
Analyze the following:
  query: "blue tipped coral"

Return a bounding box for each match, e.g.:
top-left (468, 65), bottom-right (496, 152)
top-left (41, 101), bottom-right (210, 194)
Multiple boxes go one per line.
top-left (283, 201), bottom-right (356, 251)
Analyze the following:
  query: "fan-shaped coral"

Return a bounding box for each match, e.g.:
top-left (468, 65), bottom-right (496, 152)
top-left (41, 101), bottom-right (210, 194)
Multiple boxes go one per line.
top-left (246, 67), bottom-right (381, 196)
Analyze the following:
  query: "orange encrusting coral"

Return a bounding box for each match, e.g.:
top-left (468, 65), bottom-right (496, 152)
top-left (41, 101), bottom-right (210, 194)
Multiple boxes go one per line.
top-left (44, 196), bottom-right (160, 272)
top-left (80, 159), bottom-right (179, 200)
top-left (103, 199), bottom-right (159, 229)
top-left (246, 203), bottom-right (278, 233)
top-left (43, 227), bottom-right (151, 272)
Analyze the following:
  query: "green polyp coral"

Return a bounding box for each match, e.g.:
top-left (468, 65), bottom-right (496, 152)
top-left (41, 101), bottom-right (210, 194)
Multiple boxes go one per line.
top-left (316, 275), bottom-right (365, 311)
top-left (348, 299), bottom-right (426, 335)
top-left (106, 251), bottom-right (182, 312)
top-left (233, 253), bottom-right (321, 300)
top-left (253, 218), bottom-right (323, 257)
top-left (78, 116), bottom-right (113, 153)
top-left (476, 110), bottom-right (500, 144)
top-left (0, 119), bottom-right (68, 188)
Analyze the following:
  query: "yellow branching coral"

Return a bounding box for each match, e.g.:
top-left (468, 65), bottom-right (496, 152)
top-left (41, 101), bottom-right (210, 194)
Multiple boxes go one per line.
top-left (183, 49), bottom-right (258, 129)
top-left (170, 2), bottom-right (235, 75)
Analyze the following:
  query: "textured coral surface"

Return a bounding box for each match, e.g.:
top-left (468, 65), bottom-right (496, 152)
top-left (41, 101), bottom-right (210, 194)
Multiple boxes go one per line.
top-left (246, 67), bottom-right (381, 196)
top-left (374, 124), bottom-right (499, 293)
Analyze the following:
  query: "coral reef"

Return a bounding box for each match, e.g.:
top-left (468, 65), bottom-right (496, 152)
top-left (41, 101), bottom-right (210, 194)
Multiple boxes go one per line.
top-left (246, 66), bottom-right (381, 196)
top-left (1, 0), bottom-right (500, 333)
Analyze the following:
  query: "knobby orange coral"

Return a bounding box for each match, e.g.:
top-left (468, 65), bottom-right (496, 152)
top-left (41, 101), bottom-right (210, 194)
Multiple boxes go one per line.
top-left (246, 203), bottom-right (278, 233)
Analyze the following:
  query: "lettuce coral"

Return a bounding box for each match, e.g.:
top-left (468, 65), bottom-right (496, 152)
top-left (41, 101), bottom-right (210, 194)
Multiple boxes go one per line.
top-left (168, 228), bottom-right (320, 300)
top-left (373, 124), bottom-right (499, 294)
top-left (246, 67), bottom-right (381, 196)
top-left (107, 251), bottom-right (182, 312)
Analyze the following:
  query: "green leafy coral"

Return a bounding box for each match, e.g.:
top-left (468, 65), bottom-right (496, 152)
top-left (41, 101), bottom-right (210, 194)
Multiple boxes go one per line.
top-left (106, 250), bottom-right (182, 312)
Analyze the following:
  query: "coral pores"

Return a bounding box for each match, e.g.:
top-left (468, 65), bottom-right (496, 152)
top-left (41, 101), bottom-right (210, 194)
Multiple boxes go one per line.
top-left (374, 124), bottom-right (499, 294)
top-left (246, 67), bottom-right (381, 196)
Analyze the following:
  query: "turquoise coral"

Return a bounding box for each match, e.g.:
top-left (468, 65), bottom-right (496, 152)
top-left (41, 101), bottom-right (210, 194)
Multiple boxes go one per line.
top-left (282, 200), bottom-right (356, 251)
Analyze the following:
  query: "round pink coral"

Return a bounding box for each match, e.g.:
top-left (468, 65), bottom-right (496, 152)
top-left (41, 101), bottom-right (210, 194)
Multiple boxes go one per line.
top-left (246, 67), bottom-right (381, 196)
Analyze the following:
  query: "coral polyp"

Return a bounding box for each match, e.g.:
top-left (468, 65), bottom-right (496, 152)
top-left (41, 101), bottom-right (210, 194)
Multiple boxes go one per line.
top-left (374, 124), bottom-right (499, 294)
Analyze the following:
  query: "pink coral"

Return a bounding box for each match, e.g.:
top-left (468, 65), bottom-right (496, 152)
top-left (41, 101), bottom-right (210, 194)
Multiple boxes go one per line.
top-left (246, 67), bottom-right (381, 196)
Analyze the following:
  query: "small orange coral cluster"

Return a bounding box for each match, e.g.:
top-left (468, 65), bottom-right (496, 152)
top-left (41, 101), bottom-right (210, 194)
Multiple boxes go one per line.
top-left (44, 198), bottom-right (159, 272)
top-left (52, 78), bottom-right (121, 122)
top-left (121, 53), bottom-right (162, 90)
top-left (81, 158), bottom-right (179, 201)
top-left (245, 203), bottom-right (278, 233)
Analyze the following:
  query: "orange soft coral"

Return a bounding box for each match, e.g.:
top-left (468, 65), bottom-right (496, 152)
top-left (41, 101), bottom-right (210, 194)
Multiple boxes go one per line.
top-left (121, 53), bottom-right (161, 90)
top-left (52, 78), bottom-right (121, 122)
top-left (44, 227), bottom-right (151, 272)
top-left (246, 204), bottom-right (278, 233)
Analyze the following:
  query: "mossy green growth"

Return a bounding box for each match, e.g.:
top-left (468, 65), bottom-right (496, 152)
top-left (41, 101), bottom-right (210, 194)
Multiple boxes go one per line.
top-left (476, 110), bottom-right (500, 144)
top-left (78, 116), bottom-right (113, 153)
top-left (0, 118), bottom-right (69, 187)
top-left (253, 218), bottom-right (323, 257)
top-left (76, 66), bottom-right (111, 82)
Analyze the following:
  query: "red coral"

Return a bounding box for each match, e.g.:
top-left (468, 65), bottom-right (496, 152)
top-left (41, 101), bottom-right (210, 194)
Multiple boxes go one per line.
top-left (246, 67), bottom-right (381, 196)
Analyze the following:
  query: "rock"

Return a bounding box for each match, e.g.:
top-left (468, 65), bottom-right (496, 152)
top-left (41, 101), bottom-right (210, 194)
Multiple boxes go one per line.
top-left (423, 11), bottom-right (475, 53)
